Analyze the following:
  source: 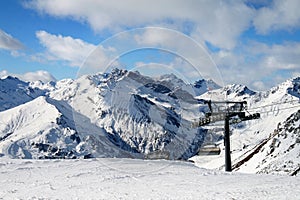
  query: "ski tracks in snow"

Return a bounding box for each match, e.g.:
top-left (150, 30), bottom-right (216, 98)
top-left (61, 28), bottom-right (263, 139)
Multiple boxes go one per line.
top-left (0, 158), bottom-right (299, 199)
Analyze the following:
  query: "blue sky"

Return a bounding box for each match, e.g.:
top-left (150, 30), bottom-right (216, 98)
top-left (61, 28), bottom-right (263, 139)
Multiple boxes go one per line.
top-left (0, 0), bottom-right (300, 90)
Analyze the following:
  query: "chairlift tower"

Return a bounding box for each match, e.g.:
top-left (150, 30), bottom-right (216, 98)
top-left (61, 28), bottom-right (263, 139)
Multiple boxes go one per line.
top-left (192, 100), bottom-right (260, 172)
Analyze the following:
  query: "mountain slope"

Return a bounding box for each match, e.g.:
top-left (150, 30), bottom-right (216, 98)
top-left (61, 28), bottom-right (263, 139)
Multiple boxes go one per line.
top-left (0, 96), bottom-right (74, 158)
top-left (0, 70), bottom-right (299, 176)
top-left (67, 69), bottom-right (207, 159)
top-left (0, 69), bottom-right (211, 160)
top-left (0, 76), bottom-right (45, 111)
top-left (0, 96), bottom-right (142, 159)
top-left (235, 109), bottom-right (300, 175)
top-left (192, 77), bottom-right (300, 175)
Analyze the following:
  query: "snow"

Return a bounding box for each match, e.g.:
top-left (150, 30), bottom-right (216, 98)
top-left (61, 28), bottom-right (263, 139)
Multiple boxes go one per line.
top-left (0, 70), bottom-right (300, 199)
top-left (191, 77), bottom-right (300, 175)
top-left (0, 76), bottom-right (45, 112)
top-left (0, 157), bottom-right (299, 199)
top-left (0, 70), bottom-right (299, 178)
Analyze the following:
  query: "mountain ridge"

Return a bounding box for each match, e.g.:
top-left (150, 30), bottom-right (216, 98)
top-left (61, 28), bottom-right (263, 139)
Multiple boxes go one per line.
top-left (0, 70), bottom-right (299, 175)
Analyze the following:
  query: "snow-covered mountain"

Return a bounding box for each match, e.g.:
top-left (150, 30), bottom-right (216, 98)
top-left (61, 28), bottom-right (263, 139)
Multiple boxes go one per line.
top-left (192, 77), bottom-right (300, 175)
top-left (199, 83), bottom-right (256, 102)
top-left (233, 109), bottom-right (300, 175)
top-left (229, 78), bottom-right (300, 175)
top-left (0, 96), bottom-right (81, 159)
top-left (0, 69), bottom-right (299, 175)
top-left (0, 76), bottom-right (46, 112)
top-left (0, 69), bottom-right (210, 160)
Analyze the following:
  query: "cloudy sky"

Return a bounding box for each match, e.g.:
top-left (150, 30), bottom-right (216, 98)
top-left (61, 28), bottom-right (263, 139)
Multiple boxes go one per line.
top-left (0, 0), bottom-right (300, 90)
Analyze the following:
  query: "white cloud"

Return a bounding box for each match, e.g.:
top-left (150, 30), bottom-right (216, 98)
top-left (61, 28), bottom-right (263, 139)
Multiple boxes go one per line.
top-left (22, 70), bottom-right (56, 83)
top-left (253, 0), bottom-right (300, 34)
top-left (292, 71), bottom-right (300, 78)
top-left (25, 0), bottom-right (254, 50)
top-left (212, 41), bottom-right (300, 90)
top-left (23, 0), bottom-right (300, 90)
top-left (0, 29), bottom-right (24, 50)
top-left (134, 28), bottom-right (174, 47)
top-left (252, 81), bottom-right (267, 91)
top-left (133, 28), bottom-right (206, 57)
top-left (131, 28), bottom-right (223, 85)
top-left (133, 57), bottom-right (213, 84)
top-left (0, 70), bottom-right (56, 83)
top-left (10, 50), bottom-right (26, 58)
top-left (36, 30), bottom-right (97, 67)
top-left (0, 70), bottom-right (9, 78)
top-left (35, 30), bottom-right (120, 75)
top-left (247, 41), bottom-right (300, 70)
top-left (191, 1), bottom-right (254, 50)
top-left (133, 62), bottom-right (183, 79)
top-left (78, 44), bottom-right (120, 76)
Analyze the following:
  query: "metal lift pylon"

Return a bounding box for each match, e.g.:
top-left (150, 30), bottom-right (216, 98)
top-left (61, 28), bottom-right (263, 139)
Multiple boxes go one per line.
top-left (193, 100), bottom-right (260, 172)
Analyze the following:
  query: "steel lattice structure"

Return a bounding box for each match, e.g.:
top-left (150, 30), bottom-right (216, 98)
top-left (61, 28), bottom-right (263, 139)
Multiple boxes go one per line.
top-left (193, 100), bottom-right (260, 172)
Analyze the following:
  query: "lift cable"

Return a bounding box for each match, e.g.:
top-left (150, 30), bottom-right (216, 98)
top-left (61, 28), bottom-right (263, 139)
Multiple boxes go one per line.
top-left (246, 99), bottom-right (299, 111)
top-left (247, 104), bottom-right (300, 114)
top-left (193, 101), bottom-right (260, 172)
